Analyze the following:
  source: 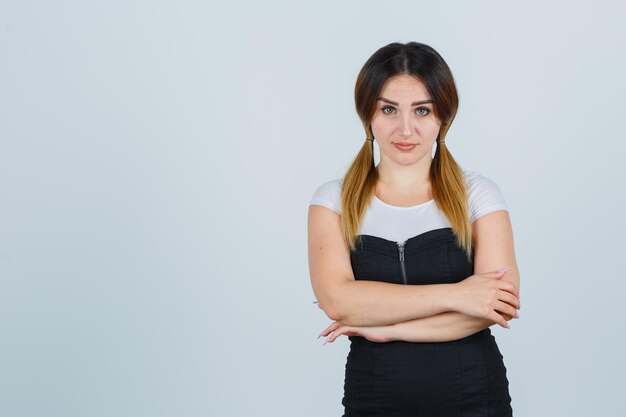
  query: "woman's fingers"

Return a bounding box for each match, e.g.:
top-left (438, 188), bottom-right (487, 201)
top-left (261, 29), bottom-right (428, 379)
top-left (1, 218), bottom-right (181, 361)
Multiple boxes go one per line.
top-left (498, 289), bottom-right (520, 309)
top-left (319, 321), bottom-right (341, 338)
top-left (327, 328), bottom-right (344, 343)
top-left (495, 300), bottom-right (518, 318)
top-left (324, 325), bottom-right (363, 344)
top-left (487, 310), bottom-right (509, 329)
top-left (327, 326), bottom-right (351, 343)
top-left (497, 279), bottom-right (520, 299)
top-left (319, 322), bottom-right (368, 345)
top-left (485, 269), bottom-right (519, 299)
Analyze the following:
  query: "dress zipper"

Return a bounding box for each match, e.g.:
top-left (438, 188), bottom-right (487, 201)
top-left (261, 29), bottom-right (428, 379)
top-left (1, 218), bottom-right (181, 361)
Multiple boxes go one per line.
top-left (397, 241), bottom-right (408, 284)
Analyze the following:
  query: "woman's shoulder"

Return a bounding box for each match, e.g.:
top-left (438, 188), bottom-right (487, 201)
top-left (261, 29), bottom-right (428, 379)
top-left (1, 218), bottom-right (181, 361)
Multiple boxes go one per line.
top-left (462, 170), bottom-right (508, 223)
top-left (309, 178), bottom-right (343, 214)
top-left (462, 169), bottom-right (501, 190)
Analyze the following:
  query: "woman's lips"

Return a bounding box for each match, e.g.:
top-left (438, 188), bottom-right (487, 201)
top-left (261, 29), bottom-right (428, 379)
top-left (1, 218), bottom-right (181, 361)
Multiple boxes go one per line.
top-left (393, 143), bottom-right (417, 151)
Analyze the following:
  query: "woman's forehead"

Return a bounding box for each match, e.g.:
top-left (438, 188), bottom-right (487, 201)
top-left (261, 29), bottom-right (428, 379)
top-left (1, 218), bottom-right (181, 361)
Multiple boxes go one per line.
top-left (379, 75), bottom-right (430, 101)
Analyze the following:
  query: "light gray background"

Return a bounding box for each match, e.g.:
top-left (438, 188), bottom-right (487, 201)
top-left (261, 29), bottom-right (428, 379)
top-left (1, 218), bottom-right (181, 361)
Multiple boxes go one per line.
top-left (1, 1), bottom-right (625, 416)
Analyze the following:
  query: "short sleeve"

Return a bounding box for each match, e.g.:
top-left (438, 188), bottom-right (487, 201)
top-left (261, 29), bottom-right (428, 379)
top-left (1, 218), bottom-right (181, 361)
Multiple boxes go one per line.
top-left (309, 179), bottom-right (342, 214)
top-left (464, 171), bottom-right (508, 223)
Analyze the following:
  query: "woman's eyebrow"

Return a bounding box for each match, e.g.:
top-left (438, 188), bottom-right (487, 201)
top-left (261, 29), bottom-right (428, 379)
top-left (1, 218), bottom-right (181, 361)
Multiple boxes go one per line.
top-left (377, 97), bottom-right (434, 106)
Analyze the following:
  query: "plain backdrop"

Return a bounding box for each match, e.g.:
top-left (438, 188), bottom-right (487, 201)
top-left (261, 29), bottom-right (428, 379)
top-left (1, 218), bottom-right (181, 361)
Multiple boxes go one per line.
top-left (1, 1), bottom-right (625, 416)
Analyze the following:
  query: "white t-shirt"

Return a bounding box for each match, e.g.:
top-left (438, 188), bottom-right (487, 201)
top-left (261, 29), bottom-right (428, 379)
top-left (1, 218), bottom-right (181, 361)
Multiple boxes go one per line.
top-left (309, 170), bottom-right (508, 243)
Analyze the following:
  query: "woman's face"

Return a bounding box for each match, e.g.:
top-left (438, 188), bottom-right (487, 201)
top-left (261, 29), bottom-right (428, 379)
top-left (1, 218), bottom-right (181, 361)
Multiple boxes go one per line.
top-left (371, 74), bottom-right (442, 167)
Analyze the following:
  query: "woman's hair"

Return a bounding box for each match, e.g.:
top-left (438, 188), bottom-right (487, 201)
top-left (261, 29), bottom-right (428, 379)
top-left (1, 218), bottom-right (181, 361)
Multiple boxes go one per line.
top-left (341, 41), bottom-right (472, 261)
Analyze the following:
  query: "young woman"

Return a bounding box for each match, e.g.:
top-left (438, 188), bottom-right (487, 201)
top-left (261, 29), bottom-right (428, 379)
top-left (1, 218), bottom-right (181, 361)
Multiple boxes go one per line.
top-left (307, 42), bottom-right (521, 416)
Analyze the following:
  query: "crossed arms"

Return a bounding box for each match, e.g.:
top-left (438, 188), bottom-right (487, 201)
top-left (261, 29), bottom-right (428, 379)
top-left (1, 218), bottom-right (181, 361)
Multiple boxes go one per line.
top-left (308, 206), bottom-right (521, 343)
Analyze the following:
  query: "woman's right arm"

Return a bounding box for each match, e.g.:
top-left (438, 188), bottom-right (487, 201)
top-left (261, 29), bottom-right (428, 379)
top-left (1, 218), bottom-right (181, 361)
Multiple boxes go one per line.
top-left (308, 205), bottom-right (458, 327)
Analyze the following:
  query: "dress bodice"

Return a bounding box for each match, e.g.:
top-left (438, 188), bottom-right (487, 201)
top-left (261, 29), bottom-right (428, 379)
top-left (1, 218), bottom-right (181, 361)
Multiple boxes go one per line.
top-left (349, 227), bottom-right (474, 286)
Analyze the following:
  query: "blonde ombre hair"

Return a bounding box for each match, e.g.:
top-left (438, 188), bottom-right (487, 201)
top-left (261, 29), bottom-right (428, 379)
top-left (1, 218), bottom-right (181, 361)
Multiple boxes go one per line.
top-left (341, 42), bottom-right (472, 261)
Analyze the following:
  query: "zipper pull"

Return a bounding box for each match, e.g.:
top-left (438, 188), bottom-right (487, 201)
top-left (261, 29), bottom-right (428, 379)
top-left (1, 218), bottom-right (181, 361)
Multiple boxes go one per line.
top-left (397, 241), bottom-right (408, 285)
top-left (398, 241), bottom-right (405, 261)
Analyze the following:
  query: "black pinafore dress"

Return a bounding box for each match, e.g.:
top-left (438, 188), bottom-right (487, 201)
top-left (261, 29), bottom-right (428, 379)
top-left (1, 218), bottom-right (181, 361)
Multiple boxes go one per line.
top-left (343, 227), bottom-right (513, 417)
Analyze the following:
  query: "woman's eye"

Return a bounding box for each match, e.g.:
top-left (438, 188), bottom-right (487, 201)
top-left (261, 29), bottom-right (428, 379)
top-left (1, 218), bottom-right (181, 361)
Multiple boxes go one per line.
top-left (381, 106), bottom-right (431, 116)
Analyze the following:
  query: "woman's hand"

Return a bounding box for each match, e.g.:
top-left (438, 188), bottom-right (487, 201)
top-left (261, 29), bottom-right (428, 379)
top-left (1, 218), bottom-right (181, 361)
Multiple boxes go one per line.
top-left (318, 321), bottom-right (396, 345)
top-left (453, 269), bottom-right (520, 329)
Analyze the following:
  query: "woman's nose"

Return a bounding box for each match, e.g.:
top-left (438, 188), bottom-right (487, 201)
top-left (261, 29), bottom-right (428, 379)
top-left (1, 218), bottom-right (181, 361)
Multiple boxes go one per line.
top-left (399, 114), bottom-right (415, 136)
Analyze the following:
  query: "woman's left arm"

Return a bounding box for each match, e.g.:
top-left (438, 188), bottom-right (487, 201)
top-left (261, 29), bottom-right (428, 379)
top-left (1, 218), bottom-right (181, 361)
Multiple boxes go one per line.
top-left (322, 210), bottom-right (521, 344)
top-left (390, 210), bottom-right (520, 342)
